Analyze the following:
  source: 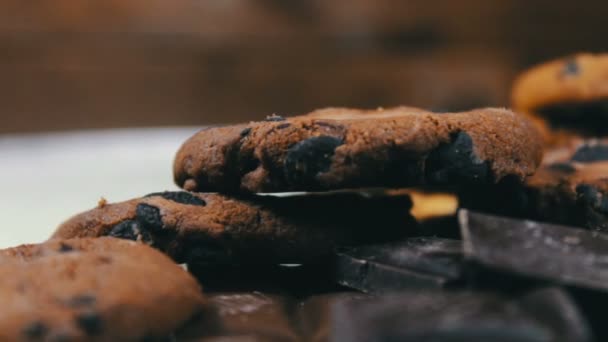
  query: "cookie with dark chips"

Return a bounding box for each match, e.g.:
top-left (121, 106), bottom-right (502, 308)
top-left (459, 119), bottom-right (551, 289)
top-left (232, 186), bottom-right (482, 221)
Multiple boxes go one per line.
top-left (0, 237), bottom-right (206, 341)
top-left (51, 191), bottom-right (414, 264)
top-left (512, 53), bottom-right (608, 139)
top-left (173, 106), bottom-right (542, 193)
top-left (465, 139), bottom-right (608, 232)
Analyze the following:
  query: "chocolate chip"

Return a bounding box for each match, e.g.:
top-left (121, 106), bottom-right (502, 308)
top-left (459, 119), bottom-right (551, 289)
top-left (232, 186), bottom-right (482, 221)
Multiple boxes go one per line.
top-left (548, 163), bottom-right (577, 173)
top-left (561, 59), bottom-right (580, 77)
top-left (23, 321), bottom-right (47, 339)
top-left (577, 184), bottom-right (608, 214)
top-left (425, 132), bottom-right (491, 184)
top-left (108, 220), bottom-right (150, 242)
top-left (265, 114), bottom-right (285, 122)
top-left (135, 204), bottom-right (163, 232)
top-left (571, 144), bottom-right (608, 163)
top-left (66, 294), bottom-right (96, 308)
top-left (276, 123), bottom-right (291, 129)
top-left (75, 313), bottom-right (103, 336)
top-left (284, 135), bottom-right (344, 187)
top-left (144, 191), bottom-right (206, 206)
top-left (239, 127), bottom-right (252, 137)
top-left (58, 243), bottom-right (74, 253)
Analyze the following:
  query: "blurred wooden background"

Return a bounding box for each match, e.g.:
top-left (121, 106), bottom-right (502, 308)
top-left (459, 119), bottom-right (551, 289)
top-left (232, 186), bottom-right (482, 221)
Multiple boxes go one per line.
top-left (1, 0), bottom-right (607, 133)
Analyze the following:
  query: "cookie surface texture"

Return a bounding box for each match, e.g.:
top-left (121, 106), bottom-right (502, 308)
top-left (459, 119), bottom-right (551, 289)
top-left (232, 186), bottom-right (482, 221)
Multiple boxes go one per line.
top-left (0, 237), bottom-right (206, 341)
top-left (174, 107), bottom-right (542, 193)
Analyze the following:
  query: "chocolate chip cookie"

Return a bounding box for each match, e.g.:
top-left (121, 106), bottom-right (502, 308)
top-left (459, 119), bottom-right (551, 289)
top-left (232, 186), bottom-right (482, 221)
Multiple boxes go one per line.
top-left (512, 53), bottom-right (608, 138)
top-left (0, 237), bottom-right (206, 341)
top-left (174, 106), bottom-right (543, 193)
top-left (464, 139), bottom-right (608, 232)
top-left (52, 191), bottom-right (414, 265)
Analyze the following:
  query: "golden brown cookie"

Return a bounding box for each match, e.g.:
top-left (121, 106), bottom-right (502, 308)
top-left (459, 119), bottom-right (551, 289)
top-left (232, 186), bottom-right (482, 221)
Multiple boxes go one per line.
top-left (174, 107), bottom-right (543, 193)
top-left (0, 237), bottom-right (206, 341)
top-left (52, 191), bottom-right (414, 264)
top-left (512, 53), bottom-right (608, 138)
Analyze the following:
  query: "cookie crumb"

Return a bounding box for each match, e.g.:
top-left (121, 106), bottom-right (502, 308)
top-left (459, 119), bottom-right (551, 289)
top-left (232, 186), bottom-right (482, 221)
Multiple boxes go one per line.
top-left (97, 197), bottom-right (108, 208)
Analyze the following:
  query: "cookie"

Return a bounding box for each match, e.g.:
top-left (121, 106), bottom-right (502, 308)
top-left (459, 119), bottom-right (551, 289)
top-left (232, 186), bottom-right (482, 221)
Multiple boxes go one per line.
top-left (464, 139), bottom-right (608, 232)
top-left (52, 191), bottom-right (414, 264)
top-left (512, 53), bottom-right (608, 137)
top-left (0, 237), bottom-right (206, 341)
top-left (173, 106), bottom-right (542, 193)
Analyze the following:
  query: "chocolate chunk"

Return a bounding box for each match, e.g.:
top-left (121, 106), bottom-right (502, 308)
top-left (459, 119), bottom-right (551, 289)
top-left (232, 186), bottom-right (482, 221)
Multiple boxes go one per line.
top-left (284, 135), bottom-right (343, 186)
top-left (330, 288), bottom-right (591, 342)
top-left (571, 144), bottom-right (608, 163)
top-left (576, 184), bottom-right (608, 213)
top-left (239, 127), bottom-right (252, 137)
top-left (519, 287), bottom-right (592, 342)
top-left (206, 293), bottom-right (298, 341)
top-left (23, 321), bottom-right (47, 339)
top-left (460, 210), bottom-right (608, 292)
top-left (144, 191), bottom-right (206, 206)
top-left (265, 115), bottom-right (285, 122)
top-left (276, 123), bottom-right (291, 130)
top-left (426, 132), bottom-right (491, 184)
top-left (334, 237), bottom-right (466, 293)
top-left (548, 162), bottom-right (577, 173)
top-left (66, 294), bottom-right (96, 308)
top-left (298, 293), bottom-right (369, 342)
top-left (108, 220), bottom-right (154, 244)
top-left (561, 59), bottom-right (580, 77)
top-left (58, 243), bottom-right (74, 253)
top-left (135, 204), bottom-right (163, 232)
top-left (75, 313), bottom-right (103, 336)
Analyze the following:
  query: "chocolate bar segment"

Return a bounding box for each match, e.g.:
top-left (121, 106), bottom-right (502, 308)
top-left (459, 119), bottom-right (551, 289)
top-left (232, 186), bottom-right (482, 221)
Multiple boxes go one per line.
top-left (328, 288), bottom-right (591, 342)
top-left (334, 237), bottom-right (466, 293)
top-left (460, 210), bottom-right (608, 292)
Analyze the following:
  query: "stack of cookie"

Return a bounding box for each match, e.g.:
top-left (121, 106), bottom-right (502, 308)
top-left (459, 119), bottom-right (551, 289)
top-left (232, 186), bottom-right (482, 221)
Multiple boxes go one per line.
top-left (52, 107), bottom-right (542, 266)
top-left (16, 76), bottom-right (608, 339)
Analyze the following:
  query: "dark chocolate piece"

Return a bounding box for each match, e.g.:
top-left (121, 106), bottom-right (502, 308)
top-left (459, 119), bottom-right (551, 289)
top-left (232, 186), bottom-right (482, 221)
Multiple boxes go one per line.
top-left (204, 293), bottom-right (299, 341)
top-left (75, 313), bottom-right (103, 336)
top-left (426, 132), bottom-right (492, 184)
top-left (58, 242), bottom-right (74, 253)
top-left (334, 237), bottom-right (466, 293)
top-left (108, 220), bottom-right (155, 245)
top-left (143, 191), bottom-right (206, 206)
top-left (135, 204), bottom-right (163, 232)
top-left (284, 135), bottom-right (344, 185)
top-left (548, 162), bottom-right (577, 173)
top-left (239, 127), bottom-right (252, 137)
top-left (297, 293), bottom-right (369, 342)
top-left (460, 210), bottom-right (608, 292)
top-left (571, 144), bottom-right (608, 163)
top-left (330, 288), bottom-right (591, 342)
top-left (561, 59), bottom-right (580, 77)
top-left (23, 321), bottom-right (48, 339)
